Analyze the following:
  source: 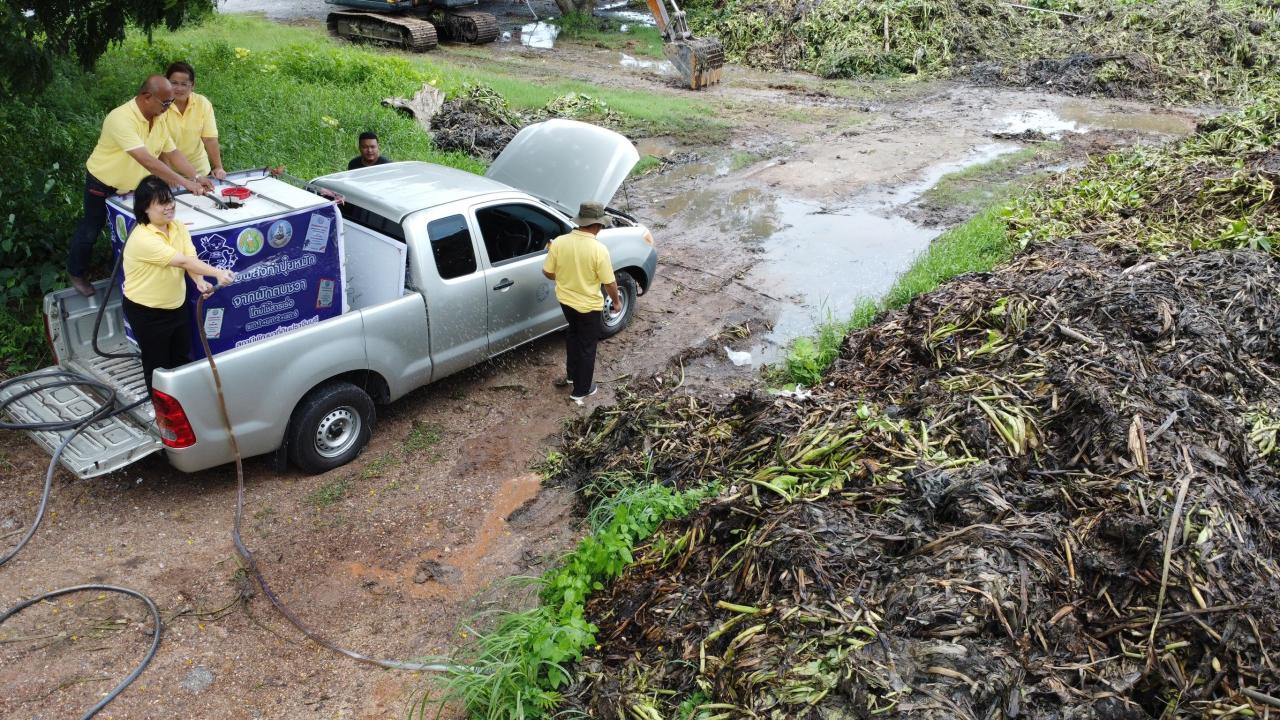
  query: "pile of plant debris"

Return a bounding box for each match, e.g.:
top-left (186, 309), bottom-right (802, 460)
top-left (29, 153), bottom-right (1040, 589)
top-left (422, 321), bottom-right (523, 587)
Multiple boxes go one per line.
top-left (431, 84), bottom-right (623, 159)
top-left (687, 0), bottom-right (1280, 101)
top-left (543, 91), bottom-right (1280, 719)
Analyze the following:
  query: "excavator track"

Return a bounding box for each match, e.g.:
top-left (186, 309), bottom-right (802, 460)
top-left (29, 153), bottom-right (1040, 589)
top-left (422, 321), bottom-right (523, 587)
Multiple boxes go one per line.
top-left (438, 10), bottom-right (500, 45)
top-left (326, 11), bottom-right (439, 52)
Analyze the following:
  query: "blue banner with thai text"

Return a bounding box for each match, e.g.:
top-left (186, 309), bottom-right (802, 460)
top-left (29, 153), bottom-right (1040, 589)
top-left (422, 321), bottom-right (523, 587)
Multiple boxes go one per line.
top-left (107, 202), bottom-right (345, 360)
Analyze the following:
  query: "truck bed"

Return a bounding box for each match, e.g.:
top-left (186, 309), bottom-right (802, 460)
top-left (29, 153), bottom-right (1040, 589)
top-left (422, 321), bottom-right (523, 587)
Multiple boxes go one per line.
top-left (0, 282), bottom-right (163, 479)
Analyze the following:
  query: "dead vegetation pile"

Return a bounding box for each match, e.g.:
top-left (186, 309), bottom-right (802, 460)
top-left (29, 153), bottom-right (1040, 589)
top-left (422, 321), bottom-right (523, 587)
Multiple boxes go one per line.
top-left (547, 91), bottom-right (1280, 719)
top-left (431, 85), bottom-right (623, 159)
top-left (689, 0), bottom-right (1280, 101)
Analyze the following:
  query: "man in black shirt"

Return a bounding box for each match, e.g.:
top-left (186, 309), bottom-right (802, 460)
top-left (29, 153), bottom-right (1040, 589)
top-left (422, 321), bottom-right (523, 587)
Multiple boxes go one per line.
top-left (347, 131), bottom-right (392, 170)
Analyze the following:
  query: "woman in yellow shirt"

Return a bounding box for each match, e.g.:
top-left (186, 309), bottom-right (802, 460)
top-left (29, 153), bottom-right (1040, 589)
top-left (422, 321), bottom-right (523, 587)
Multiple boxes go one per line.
top-left (165, 61), bottom-right (226, 180)
top-left (123, 176), bottom-right (235, 392)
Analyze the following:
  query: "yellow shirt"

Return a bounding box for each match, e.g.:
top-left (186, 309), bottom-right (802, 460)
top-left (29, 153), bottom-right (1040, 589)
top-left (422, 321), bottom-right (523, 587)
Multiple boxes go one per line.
top-left (166, 93), bottom-right (219, 176)
top-left (543, 229), bottom-right (615, 313)
top-left (123, 221), bottom-right (197, 310)
top-left (85, 99), bottom-right (177, 192)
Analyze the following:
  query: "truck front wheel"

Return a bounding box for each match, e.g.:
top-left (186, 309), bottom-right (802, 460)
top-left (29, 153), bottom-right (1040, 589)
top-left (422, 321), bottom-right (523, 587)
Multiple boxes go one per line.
top-left (601, 272), bottom-right (638, 338)
top-left (288, 381), bottom-right (375, 474)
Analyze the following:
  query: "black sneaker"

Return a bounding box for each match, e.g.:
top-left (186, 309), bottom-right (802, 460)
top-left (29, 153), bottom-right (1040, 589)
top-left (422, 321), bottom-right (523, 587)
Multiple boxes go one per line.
top-left (569, 384), bottom-right (598, 404)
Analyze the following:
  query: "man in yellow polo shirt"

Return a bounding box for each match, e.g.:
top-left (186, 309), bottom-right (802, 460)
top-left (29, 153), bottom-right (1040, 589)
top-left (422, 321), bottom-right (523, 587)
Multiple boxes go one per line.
top-left (542, 202), bottom-right (622, 404)
top-left (68, 74), bottom-right (213, 297)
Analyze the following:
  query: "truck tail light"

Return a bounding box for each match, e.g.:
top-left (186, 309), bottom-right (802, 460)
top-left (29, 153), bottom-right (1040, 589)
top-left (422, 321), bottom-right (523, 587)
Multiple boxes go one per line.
top-left (151, 390), bottom-right (197, 448)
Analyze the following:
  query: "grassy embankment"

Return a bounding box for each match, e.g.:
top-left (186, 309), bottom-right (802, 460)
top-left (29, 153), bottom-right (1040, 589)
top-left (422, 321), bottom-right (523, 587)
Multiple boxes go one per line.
top-left (0, 13), bottom-right (723, 376)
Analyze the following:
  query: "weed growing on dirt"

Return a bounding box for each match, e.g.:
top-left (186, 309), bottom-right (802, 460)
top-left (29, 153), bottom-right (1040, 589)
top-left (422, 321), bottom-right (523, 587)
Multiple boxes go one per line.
top-left (533, 450), bottom-right (565, 482)
top-left (360, 453), bottom-right (400, 479)
top-left (422, 479), bottom-right (715, 719)
top-left (918, 144), bottom-right (1058, 210)
top-left (306, 479), bottom-right (351, 509)
top-left (630, 154), bottom-right (663, 177)
top-left (404, 420), bottom-right (443, 454)
top-left (781, 316), bottom-right (854, 387)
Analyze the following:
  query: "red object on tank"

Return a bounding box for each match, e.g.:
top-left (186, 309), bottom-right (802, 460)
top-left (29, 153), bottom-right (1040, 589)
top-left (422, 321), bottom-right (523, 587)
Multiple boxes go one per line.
top-left (220, 186), bottom-right (252, 201)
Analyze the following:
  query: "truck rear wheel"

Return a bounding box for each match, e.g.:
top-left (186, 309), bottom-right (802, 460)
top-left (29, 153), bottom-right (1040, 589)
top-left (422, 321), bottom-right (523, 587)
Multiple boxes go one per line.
top-left (601, 272), bottom-right (638, 338)
top-left (288, 381), bottom-right (375, 474)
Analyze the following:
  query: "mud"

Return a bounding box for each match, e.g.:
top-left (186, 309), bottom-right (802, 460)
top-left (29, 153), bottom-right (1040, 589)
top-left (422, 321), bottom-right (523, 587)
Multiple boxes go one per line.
top-left (1, 17), bottom-right (1213, 720)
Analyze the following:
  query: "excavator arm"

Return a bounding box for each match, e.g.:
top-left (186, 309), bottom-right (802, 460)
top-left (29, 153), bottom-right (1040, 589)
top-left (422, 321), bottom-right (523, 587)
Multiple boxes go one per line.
top-left (645, 0), bottom-right (724, 89)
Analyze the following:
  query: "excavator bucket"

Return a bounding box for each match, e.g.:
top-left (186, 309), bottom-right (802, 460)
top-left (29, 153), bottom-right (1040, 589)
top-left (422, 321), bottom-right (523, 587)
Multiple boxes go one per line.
top-left (664, 36), bottom-right (725, 90)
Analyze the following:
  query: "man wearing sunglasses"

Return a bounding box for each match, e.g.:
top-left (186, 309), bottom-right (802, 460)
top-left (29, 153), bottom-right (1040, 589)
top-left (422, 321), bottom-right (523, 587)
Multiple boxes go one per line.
top-left (68, 74), bottom-right (214, 297)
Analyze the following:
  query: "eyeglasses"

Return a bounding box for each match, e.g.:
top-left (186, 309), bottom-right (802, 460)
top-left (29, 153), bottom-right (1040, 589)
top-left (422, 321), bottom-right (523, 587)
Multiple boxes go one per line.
top-left (160, 98), bottom-right (175, 109)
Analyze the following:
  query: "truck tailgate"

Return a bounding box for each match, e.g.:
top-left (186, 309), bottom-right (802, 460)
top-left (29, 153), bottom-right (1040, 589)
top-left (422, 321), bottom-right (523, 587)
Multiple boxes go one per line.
top-left (0, 365), bottom-right (163, 480)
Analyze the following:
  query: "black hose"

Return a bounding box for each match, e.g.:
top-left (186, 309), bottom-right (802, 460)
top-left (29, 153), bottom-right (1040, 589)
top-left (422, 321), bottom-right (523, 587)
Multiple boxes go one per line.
top-left (0, 371), bottom-right (145, 565)
top-left (92, 253), bottom-right (140, 360)
top-left (194, 293), bottom-right (451, 672)
top-left (0, 371), bottom-right (155, 718)
top-left (0, 584), bottom-right (163, 720)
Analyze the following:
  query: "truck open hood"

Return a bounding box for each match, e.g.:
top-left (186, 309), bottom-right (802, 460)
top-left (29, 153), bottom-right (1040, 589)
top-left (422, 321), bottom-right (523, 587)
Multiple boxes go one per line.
top-left (485, 119), bottom-right (639, 217)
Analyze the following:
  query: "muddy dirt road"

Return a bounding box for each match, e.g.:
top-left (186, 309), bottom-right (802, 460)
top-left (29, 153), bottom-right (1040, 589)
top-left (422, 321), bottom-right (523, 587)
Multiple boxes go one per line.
top-left (0, 20), bottom-right (1204, 720)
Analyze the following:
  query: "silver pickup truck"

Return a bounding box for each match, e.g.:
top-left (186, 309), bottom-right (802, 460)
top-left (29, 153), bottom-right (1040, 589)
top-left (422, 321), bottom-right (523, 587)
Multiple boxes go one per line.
top-left (6, 120), bottom-right (657, 477)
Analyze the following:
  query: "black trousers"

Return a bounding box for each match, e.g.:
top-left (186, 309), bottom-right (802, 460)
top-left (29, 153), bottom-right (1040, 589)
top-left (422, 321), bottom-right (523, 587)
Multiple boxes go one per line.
top-left (68, 173), bottom-right (118, 277)
top-left (123, 297), bottom-right (192, 393)
top-left (560, 303), bottom-right (602, 397)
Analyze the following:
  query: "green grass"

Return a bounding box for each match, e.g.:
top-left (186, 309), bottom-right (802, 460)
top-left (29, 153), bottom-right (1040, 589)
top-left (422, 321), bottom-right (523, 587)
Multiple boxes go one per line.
top-left (360, 453), bottom-right (400, 479)
top-left (777, 207), bottom-right (1014, 385)
top-left (307, 478), bottom-right (352, 508)
top-left (919, 145), bottom-right (1058, 209)
top-left (404, 420), bottom-right (443, 454)
top-left (631, 154), bottom-right (663, 176)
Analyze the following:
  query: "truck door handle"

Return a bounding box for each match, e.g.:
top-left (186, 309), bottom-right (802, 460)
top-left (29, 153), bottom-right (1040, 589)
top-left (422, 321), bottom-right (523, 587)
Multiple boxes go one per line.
top-left (492, 279), bottom-right (514, 291)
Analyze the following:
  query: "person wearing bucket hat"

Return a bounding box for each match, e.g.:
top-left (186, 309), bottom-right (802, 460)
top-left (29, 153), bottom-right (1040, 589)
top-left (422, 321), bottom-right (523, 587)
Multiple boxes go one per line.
top-left (543, 201), bottom-right (622, 404)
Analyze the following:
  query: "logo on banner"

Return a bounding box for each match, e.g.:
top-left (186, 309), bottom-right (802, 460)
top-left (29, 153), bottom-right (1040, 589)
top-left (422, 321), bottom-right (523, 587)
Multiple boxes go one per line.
top-left (317, 278), bottom-right (336, 309)
top-left (199, 235), bottom-right (238, 270)
top-left (268, 220), bottom-right (293, 249)
top-left (115, 215), bottom-right (129, 243)
top-left (238, 227), bottom-right (265, 256)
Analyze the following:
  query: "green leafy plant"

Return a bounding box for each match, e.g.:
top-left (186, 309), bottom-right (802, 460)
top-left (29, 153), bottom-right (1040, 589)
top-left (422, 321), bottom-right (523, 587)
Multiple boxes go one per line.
top-left (422, 481), bottom-right (715, 719)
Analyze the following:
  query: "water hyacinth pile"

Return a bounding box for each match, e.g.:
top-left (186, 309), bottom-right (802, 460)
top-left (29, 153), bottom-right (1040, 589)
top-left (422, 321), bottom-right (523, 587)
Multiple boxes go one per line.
top-left (686, 0), bottom-right (1280, 102)
top-left (534, 81), bottom-right (1280, 719)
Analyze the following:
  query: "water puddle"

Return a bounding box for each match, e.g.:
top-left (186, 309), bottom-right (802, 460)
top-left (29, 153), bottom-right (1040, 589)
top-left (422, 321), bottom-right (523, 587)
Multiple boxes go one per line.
top-left (1058, 101), bottom-right (1194, 135)
top-left (742, 199), bottom-right (939, 361)
top-left (664, 145), bottom-right (1031, 365)
top-left (519, 22), bottom-right (560, 49)
top-left (996, 104), bottom-right (1195, 138)
top-left (996, 108), bottom-right (1082, 138)
top-left (621, 52), bottom-right (675, 75)
top-left (596, 0), bottom-right (657, 26)
top-left (655, 187), bottom-right (780, 243)
top-left (635, 137), bottom-right (679, 159)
